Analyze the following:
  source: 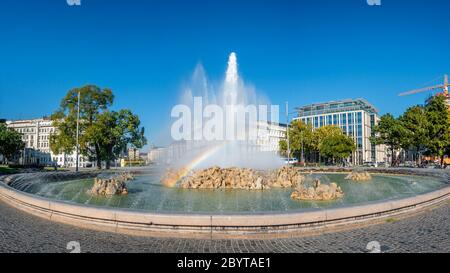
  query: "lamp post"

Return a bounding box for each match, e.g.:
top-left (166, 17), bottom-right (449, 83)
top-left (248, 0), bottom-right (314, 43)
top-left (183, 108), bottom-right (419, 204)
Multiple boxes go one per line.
top-left (285, 104), bottom-right (304, 166)
top-left (75, 91), bottom-right (80, 172)
top-left (285, 102), bottom-right (290, 164)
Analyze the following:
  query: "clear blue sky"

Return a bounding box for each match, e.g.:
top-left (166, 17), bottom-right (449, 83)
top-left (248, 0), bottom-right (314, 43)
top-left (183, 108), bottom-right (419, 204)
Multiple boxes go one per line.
top-left (1, 0), bottom-right (449, 146)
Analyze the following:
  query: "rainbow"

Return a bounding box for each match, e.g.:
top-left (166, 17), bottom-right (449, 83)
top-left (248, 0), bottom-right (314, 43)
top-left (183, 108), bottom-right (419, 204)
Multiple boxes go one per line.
top-left (161, 143), bottom-right (225, 188)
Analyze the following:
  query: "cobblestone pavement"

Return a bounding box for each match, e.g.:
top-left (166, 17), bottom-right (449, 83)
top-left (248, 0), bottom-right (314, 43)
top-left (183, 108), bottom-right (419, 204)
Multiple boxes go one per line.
top-left (0, 200), bottom-right (449, 253)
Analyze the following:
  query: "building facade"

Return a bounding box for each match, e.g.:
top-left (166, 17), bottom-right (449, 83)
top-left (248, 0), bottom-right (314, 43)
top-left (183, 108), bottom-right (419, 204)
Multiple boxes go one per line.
top-left (148, 147), bottom-right (167, 163)
top-left (294, 98), bottom-right (386, 165)
top-left (6, 118), bottom-right (93, 168)
top-left (255, 121), bottom-right (287, 152)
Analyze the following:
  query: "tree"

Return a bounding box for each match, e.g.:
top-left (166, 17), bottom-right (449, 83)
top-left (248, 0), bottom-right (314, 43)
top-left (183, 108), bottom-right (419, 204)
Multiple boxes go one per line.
top-left (85, 110), bottom-right (147, 169)
top-left (0, 123), bottom-right (25, 164)
top-left (279, 120), bottom-right (314, 162)
top-left (280, 122), bottom-right (355, 165)
top-left (424, 95), bottom-right (450, 167)
top-left (51, 85), bottom-right (113, 168)
top-left (372, 114), bottom-right (406, 166)
top-left (320, 132), bottom-right (355, 164)
top-left (50, 85), bottom-right (146, 169)
top-left (279, 139), bottom-right (288, 157)
top-left (399, 105), bottom-right (429, 164)
top-left (313, 125), bottom-right (344, 163)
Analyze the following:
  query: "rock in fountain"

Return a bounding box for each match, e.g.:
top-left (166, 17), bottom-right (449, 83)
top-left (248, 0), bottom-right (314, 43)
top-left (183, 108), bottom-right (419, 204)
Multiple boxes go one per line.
top-left (89, 172), bottom-right (134, 196)
top-left (167, 166), bottom-right (304, 190)
top-left (268, 166), bottom-right (305, 188)
top-left (345, 171), bottom-right (372, 181)
top-left (291, 179), bottom-right (344, 201)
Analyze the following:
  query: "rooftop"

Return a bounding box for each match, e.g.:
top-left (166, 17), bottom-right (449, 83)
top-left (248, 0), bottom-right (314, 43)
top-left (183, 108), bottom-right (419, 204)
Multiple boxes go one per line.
top-left (295, 98), bottom-right (378, 117)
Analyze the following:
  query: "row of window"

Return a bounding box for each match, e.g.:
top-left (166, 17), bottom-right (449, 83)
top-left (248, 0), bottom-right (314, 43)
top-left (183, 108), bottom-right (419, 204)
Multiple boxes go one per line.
top-left (39, 135), bottom-right (50, 140)
top-left (297, 112), bottom-right (370, 151)
top-left (53, 157), bottom-right (85, 163)
top-left (15, 127), bottom-right (55, 134)
top-left (38, 142), bottom-right (49, 148)
top-left (39, 128), bottom-right (55, 133)
top-left (300, 112), bottom-right (364, 128)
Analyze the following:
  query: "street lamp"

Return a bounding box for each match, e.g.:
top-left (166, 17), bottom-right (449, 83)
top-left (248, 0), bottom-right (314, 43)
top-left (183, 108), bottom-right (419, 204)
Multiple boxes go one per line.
top-left (75, 91), bottom-right (80, 172)
top-left (285, 102), bottom-right (290, 164)
top-left (285, 102), bottom-right (302, 165)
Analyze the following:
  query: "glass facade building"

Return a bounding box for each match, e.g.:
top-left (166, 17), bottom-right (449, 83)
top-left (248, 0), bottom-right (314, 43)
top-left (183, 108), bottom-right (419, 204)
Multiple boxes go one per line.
top-left (294, 98), bottom-right (386, 165)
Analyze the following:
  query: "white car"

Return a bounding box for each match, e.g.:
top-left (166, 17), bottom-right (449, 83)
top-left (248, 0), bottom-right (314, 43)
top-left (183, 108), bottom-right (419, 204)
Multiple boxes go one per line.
top-left (283, 158), bottom-right (299, 165)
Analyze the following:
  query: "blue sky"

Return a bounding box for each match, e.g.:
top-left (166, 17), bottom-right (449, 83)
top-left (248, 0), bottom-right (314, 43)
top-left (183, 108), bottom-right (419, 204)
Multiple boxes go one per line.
top-left (0, 0), bottom-right (449, 146)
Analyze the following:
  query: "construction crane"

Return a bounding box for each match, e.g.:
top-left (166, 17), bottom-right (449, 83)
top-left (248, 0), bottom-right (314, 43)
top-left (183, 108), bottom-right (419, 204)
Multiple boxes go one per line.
top-left (399, 74), bottom-right (449, 106)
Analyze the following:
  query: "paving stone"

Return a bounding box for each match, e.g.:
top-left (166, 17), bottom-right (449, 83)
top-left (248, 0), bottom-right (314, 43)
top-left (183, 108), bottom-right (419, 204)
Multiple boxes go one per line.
top-left (0, 200), bottom-right (449, 253)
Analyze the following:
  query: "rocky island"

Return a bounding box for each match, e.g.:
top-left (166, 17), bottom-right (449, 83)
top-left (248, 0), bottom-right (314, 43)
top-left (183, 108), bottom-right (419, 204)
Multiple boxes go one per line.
top-left (89, 172), bottom-right (134, 196)
top-left (290, 179), bottom-right (344, 201)
top-left (345, 171), bottom-right (372, 181)
top-left (162, 166), bottom-right (304, 190)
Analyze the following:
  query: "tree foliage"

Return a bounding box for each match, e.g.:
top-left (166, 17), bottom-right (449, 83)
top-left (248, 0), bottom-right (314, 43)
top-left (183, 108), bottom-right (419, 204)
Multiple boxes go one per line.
top-left (0, 122), bottom-right (25, 163)
top-left (398, 105), bottom-right (428, 163)
top-left (372, 95), bottom-right (450, 167)
top-left (424, 95), bottom-right (450, 165)
top-left (372, 113), bottom-right (406, 166)
top-left (317, 126), bottom-right (355, 162)
top-left (50, 85), bottom-right (147, 169)
top-left (279, 120), bottom-right (313, 160)
top-left (280, 121), bottom-right (354, 164)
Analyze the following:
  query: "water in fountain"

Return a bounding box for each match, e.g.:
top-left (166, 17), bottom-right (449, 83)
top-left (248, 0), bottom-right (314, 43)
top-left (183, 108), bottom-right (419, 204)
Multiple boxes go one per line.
top-left (163, 52), bottom-right (284, 173)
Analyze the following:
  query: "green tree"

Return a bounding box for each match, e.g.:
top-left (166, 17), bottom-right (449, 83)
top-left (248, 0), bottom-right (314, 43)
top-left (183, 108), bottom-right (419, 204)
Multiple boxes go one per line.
top-left (280, 122), bottom-right (355, 165)
top-left (50, 85), bottom-right (146, 169)
top-left (424, 95), bottom-right (450, 167)
top-left (0, 123), bottom-right (25, 164)
top-left (312, 125), bottom-right (344, 163)
top-left (320, 132), bottom-right (355, 164)
top-left (372, 114), bottom-right (406, 166)
top-left (279, 120), bottom-right (314, 161)
top-left (399, 105), bottom-right (429, 164)
top-left (279, 139), bottom-right (288, 157)
top-left (85, 110), bottom-right (147, 169)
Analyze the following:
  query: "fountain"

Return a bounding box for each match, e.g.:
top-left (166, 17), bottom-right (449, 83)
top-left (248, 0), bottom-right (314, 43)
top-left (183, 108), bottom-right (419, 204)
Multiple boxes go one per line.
top-left (0, 53), bottom-right (448, 225)
top-left (89, 172), bottom-right (134, 196)
top-left (160, 52), bottom-right (291, 188)
top-left (345, 171), bottom-right (372, 181)
top-left (176, 166), bottom-right (304, 190)
top-left (291, 179), bottom-right (344, 201)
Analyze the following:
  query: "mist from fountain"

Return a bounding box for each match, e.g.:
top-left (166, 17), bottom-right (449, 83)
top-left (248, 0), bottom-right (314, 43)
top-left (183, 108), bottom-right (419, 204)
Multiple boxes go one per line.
top-left (163, 52), bottom-right (284, 175)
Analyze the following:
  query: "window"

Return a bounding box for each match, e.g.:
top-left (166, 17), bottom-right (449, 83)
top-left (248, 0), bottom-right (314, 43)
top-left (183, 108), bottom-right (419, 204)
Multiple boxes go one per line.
top-left (348, 125), bottom-right (354, 137)
top-left (348, 113), bottom-right (354, 125)
top-left (341, 114), bottom-right (347, 125)
top-left (327, 115), bottom-right (332, 125)
top-left (333, 114), bottom-right (338, 125)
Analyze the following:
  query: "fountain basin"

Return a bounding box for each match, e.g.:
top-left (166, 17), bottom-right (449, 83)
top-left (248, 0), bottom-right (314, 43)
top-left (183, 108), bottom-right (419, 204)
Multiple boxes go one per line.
top-left (0, 168), bottom-right (449, 238)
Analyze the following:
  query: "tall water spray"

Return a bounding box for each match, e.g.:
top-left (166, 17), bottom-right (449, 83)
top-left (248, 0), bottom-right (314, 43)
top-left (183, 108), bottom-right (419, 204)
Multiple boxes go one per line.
top-left (164, 52), bottom-right (284, 173)
top-left (224, 52), bottom-right (239, 107)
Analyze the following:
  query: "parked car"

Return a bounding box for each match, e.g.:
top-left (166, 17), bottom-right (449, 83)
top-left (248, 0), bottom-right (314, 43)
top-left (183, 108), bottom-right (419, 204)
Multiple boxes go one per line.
top-left (283, 158), bottom-right (299, 165)
top-left (362, 162), bottom-right (376, 167)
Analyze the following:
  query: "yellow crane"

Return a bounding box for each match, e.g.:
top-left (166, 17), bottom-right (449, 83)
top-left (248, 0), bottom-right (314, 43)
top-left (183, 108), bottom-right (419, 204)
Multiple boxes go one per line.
top-left (399, 74), bottom-right (449, 107)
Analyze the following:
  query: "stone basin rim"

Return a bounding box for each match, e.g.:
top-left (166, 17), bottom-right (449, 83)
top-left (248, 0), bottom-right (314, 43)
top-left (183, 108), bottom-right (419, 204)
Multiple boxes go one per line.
top-left (0, 168), bottom-right (449, 238)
